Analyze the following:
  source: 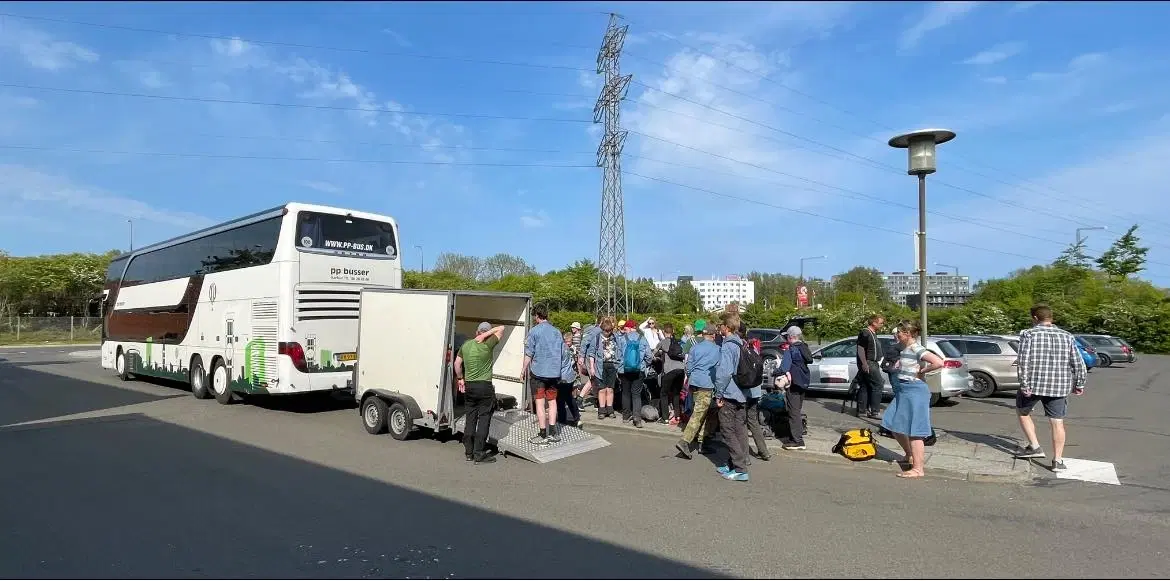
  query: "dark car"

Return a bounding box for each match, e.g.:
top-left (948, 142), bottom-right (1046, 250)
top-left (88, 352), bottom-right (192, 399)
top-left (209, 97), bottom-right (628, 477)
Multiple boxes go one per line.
top-left (1076, 334), bottom-right (1133, 366)
top-left (748, 316), bottom-right (819, 377)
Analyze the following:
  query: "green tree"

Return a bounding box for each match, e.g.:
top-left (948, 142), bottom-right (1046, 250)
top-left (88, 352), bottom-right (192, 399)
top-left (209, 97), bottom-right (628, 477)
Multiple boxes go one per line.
top-left (1054, 238), bottom-right (1091, 270)
top-left (1096, 225), bottom-right (1149, 280)
top-left (830, 266), bottom-right (890, 302)
top-left (670, 280), bottom-right (702, 314)
top-left (431, 252), bottom-right (482, 281)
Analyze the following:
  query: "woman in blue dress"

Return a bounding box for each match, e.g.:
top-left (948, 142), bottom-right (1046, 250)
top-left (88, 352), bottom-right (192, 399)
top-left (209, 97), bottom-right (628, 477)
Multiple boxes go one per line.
top-left (882, 320), bottom-right (944, 479)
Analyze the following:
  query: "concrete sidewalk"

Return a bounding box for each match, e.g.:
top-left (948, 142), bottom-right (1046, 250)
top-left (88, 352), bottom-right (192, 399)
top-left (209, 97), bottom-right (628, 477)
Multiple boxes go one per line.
top-left (582, 408), bottom-right (1036, 483)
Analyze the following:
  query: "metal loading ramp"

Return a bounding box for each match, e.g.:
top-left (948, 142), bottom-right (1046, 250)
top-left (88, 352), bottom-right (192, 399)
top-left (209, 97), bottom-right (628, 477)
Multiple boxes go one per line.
top-left (454, 409), bottom-right (610, 464)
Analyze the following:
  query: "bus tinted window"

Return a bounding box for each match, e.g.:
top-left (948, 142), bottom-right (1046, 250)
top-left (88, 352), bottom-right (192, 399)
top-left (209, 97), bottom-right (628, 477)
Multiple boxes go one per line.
top-left (296, 212), bottom-right (397, 257)
top-left (105, 256), bottom-right (129, 285)
top-left (122, 217), bottom-right (281, 284)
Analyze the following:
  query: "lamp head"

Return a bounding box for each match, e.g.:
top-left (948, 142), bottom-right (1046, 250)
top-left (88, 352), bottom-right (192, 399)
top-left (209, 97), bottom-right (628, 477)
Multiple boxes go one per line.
top-left (889, 128), bottom-right (956, 176)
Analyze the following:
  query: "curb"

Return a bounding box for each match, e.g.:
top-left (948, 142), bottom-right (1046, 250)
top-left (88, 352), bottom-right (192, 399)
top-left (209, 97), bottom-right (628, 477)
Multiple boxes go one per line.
top-left (585, 419), bottom-right (1035, 484)
top-left (0, 343), bottom-right (101, 350)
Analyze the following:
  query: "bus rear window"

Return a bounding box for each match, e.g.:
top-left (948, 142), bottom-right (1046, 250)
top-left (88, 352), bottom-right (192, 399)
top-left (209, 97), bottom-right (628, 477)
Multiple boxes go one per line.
top-left (296, 212), bottom-right (398, 257)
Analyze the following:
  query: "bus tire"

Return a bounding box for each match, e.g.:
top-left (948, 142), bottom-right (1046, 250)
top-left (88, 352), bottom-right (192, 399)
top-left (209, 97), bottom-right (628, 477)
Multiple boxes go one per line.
top-left (210, 358), bottom-right (237, 405)
top-left (189, 356), bottom-right (211, 400)
top-left (361, 395), bottom-right (389, 435)
top-left (387, 402), bottom-right (412, 441)
top-left (116, 348), bottom-right (134, 382)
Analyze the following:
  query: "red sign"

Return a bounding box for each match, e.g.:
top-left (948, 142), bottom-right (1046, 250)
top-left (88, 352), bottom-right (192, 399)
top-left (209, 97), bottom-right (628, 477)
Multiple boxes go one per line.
top-left (797, 285), bottom-right (809, 308)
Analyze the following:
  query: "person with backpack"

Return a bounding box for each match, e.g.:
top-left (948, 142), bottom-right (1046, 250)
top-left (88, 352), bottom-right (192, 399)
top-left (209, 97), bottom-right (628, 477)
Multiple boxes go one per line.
top-left (654, 322), bottom-right (686, 424)
top-left (712, 312), bottom-right (758, 482)
top-left (589, 317), bottom-right (619, 420)
top-left (556, 330), bottom-right (583, 429)
top-left (577, 315), bottom-right (603, 410)
top-left (674, 322), bottom-right (719, 459)
top-left (738, 322), bottom-right (771, 461)
top-left (778, 326), bottom-right (815, 450)
top-left (616, 319), bottom-right (651, 427)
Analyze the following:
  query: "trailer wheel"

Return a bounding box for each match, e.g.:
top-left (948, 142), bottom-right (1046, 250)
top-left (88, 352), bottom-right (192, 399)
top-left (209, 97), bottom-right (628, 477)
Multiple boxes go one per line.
top-left (387, 401), bottom-right (412, 441)
top-left (362, 396), bottom-right (389, 435)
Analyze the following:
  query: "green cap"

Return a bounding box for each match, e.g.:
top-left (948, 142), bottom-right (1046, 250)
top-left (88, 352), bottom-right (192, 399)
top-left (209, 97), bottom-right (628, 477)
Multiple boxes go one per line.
top-left (694, 319), bottom-right (707, 332)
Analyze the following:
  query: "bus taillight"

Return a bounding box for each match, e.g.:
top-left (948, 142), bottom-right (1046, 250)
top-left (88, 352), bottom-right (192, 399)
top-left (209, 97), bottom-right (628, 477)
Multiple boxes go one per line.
top-left (279, 341), bottom-right (308, 372)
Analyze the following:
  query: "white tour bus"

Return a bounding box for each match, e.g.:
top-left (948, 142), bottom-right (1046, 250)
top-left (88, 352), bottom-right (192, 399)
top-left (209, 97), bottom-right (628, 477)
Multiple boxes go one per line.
top-left (99, 202), bottom-right (402, 404)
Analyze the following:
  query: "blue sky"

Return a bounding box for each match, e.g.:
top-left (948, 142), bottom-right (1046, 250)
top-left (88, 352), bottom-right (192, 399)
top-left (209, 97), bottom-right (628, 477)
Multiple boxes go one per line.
top-left (2, 1), bottom-right (1170, 286)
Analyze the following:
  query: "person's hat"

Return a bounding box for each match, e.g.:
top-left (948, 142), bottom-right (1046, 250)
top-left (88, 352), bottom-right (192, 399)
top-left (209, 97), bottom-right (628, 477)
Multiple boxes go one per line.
top-left (787, 325), bottom-right (803, 337)
top-left (570, 321), bottom-right (582, 330)
top-left (623, 319), bottom-right (637, 330)
top-left (477, 322), bottom-right (492, 334)
top-left (694, 319), bottom-right (707, 332)
top-left (618, 319), bottom-right (626, 327)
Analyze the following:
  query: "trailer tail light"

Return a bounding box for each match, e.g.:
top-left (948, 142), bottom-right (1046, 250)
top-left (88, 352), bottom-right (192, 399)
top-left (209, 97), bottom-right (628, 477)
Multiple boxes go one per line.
top-left (943, 359), bottom-right (962, 369)
top-left (279, 341), bottom-right (308, 372)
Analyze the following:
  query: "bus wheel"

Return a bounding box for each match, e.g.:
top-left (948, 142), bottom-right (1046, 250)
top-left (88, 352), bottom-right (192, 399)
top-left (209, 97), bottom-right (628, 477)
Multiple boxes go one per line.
top-left (361, 396), bottom-right (388, 435)
top-left (210, 359), bottom-right (236, 405)
top-left (116, 348), bottom-right (134, 382)
top-left (189, 356), bottom-right (211, 400)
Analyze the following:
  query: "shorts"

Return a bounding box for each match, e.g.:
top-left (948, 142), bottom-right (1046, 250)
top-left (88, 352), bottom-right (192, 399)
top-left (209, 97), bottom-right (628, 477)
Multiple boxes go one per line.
top-left (532, 376), bottom-right (559, 401)
top-left (1016, 392), bottom-right (1068, 419)
top-left (600, 362), bottom-right (619, 390)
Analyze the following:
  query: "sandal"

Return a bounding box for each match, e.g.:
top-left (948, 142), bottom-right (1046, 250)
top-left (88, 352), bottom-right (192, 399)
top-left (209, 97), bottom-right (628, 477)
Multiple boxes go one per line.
top-left (896, 470), bottom-right (924, 478)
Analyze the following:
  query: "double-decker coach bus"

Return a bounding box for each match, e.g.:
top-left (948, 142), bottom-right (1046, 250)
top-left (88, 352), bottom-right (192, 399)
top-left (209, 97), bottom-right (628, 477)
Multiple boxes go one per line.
top-left (100, 202), bottom-right (401, 404)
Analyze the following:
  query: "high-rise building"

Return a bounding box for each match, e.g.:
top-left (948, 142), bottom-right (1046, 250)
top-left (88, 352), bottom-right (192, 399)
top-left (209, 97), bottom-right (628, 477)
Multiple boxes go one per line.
top-left (883, 271), bottom-right (972, 308)
top-left (654, 275), bottom-right (755, 312)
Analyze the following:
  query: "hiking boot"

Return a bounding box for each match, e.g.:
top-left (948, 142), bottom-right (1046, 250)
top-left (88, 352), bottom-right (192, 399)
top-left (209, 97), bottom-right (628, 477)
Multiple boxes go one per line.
top-left (1014, 444), bottom-right (1046, 459)
top-left (674, 439), bottom-right (693, 459)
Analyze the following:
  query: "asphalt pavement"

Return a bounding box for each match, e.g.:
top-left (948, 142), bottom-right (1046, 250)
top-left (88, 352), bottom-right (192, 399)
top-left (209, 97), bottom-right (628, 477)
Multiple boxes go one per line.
top-left (3, 346), bottom-right (1169, 578)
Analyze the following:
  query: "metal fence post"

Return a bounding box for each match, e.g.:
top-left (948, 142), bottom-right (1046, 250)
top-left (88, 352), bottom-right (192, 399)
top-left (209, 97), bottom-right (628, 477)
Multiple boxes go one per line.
top-left (16, 315), bottom-right (20, 342)
top-left (71, 316), bottom-right (75, 342)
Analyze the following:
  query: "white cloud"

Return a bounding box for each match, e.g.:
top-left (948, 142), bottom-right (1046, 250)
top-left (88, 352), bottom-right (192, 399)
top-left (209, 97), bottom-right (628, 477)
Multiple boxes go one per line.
top-left (0, 164), bottom-right (211, 228)
top-left (520, 209), bottom-right (550, 228)
top-left (962, 42), bottom-right (1025, 66)
top-left (381, 29), bottom-right (412, 48)
top-left (1027, 52), bottom-right (1107, 82)
top-left (298, 180), bottom-right (344, 195)
top-left (0, 19), bottom-right (99, 71)
top-left (210, 37), bottom-right (252, 58)
top-left (899, 1), bottom-right (981, 52)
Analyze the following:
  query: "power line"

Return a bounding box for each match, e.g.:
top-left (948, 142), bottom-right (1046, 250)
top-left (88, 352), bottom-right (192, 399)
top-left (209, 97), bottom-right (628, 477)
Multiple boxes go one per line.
top-left (0, 12), bottom-right (596, 73)
top-left (0, 144), bottom-right (596, 168)
top-left (0, 82), bottom-right (593, 124)
top-left (179, 130), bottom-right (599, 155)
top-left (617, 22), bottom-right (1170, 236)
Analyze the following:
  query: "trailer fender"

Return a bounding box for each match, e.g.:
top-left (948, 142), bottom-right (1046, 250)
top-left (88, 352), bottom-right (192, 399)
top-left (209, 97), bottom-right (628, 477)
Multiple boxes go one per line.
top-left (360, 389), bottom-right (423, 422)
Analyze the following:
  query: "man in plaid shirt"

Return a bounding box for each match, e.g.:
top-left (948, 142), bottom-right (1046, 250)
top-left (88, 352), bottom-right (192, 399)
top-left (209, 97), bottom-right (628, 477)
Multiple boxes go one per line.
top-left (1013, 304), bottom-right (1087, 471)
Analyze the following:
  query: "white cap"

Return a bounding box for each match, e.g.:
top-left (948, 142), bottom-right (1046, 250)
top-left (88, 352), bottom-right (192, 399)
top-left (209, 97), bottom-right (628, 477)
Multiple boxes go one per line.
top-left (571, 322), bottom-right (582, 330)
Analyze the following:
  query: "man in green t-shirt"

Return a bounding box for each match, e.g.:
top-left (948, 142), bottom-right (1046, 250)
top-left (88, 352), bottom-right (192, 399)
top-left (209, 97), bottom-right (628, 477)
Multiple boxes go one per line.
top-left (454, 321), bottom-right (506, 464)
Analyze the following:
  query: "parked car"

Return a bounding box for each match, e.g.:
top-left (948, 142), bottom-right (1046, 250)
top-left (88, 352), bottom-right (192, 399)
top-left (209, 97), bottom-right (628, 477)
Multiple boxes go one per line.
top-left (804, 334), bottom-right (971, 406)
top-left (1075, 336), bottom-right (1099, 370)
top-left (1114, 337), bottom-right (1137, 363)
top-left (1076, 334), bottom-right (1132, 367)
top-left (750, 315), bottom-right (819, 377)
top-left (935, 334), bottom-right (1021, 398)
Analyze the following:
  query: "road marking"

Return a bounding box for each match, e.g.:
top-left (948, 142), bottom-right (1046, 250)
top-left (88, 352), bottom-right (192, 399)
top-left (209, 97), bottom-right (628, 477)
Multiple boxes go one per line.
top-left (1056, 458), bottom-right (1121, 485)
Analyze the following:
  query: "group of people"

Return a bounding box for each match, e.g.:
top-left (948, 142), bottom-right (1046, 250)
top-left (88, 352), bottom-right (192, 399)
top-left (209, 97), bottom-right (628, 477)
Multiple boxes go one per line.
top-left (457, 300), bottom-right (1089, 480)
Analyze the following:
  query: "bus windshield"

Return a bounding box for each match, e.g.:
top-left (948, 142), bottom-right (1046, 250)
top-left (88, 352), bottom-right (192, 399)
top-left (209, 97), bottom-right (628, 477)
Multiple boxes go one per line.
top-left (295, 211), bottom-right (398, 258)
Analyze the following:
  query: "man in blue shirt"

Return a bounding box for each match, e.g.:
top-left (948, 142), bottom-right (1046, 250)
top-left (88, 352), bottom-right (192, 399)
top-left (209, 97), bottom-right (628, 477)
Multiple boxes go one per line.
top-left (674, 322), bottom-right (719, 459)
top-left (713, 312), bottom-right (750, 482)
top-left (779, 326), bottom-right (814, 450)
top-left (524, 305), bottom-right (565, 443)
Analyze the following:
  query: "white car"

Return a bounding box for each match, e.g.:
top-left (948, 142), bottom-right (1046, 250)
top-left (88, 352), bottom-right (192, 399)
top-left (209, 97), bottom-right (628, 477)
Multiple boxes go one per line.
top-left (801, 335), bottom-right (972, 406)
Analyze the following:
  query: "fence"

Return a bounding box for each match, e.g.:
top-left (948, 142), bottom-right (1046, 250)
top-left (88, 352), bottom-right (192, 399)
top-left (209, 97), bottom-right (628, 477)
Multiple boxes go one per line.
top-left (0, 316), bottom-right (102, 345)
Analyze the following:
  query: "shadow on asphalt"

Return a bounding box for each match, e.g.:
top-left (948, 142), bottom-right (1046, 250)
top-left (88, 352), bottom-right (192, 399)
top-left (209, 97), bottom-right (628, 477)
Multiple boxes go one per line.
top-left (0, 412), bottom-right (722, 579)
top-left (0, 360), bottom-right (182, 426)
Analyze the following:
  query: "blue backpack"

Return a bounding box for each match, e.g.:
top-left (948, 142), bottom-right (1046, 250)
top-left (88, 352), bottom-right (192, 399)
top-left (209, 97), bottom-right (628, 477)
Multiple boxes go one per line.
top-left (623, 337), bottom-right (641, 372)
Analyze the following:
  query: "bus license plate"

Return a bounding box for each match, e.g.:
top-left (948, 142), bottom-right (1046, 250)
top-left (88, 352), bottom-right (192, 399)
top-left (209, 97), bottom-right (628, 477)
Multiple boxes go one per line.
top-left (336, 352), bottom-right (357, 363)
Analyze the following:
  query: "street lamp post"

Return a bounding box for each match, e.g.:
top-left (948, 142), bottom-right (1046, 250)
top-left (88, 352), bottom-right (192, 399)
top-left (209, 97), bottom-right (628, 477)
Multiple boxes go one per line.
top-left (128, 219), bottom-right (134, 252)
top-left (414, 244), bottom-right (425, 271)
top-left (1074, 227), bottom-right (1105, 268)
top-left (799, 255), bottom-right (826, 307)
top-left (889, 128), bottom-right (956, 340)
top-left (935, 262), bottom-right (959, 276)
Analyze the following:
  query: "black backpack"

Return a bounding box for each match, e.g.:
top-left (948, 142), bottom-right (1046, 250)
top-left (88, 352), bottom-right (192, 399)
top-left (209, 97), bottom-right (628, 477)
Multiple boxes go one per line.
top-left (733, 343), bottom-right (764, 388)
top-left (667, 337), bottom-right (685, 361)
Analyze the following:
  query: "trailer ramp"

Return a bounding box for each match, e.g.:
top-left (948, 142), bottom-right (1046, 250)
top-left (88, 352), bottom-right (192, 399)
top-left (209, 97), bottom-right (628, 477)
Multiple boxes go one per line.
top-left (455, 409), bottom-right (610, 464)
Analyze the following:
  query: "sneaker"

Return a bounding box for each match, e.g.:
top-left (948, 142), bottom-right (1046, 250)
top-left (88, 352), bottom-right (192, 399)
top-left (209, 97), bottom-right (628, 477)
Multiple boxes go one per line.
top-left (633, 419), bottom-right (643, 428)
top-left (782, 442), bottom-right (806, 451)
top-left (1051, 459), bottom-right (1067, 471)
top-left (465, 452), bottom-right (474, 462)
top-left (1014, 444), bottom-right (1046, 459)
top-left (474, 454), bottom-right (497, 465)
top-left (675, 439), bottom-right (693, 459)
top-left (529, 430), bottom-right (548, 445)
top-left (548, 425), bottom-right (562, 443)
top-left (716, 465), bottom-right (732, 476)
top-left (723, 470), bottom-right (749, 482)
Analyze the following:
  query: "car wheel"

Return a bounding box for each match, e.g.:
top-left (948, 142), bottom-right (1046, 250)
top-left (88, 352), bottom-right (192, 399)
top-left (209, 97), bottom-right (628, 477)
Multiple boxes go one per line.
top-left (1098, 353), bottom-right (1112, 367)
top-left (929, 392), bottom-right (941, 406)
top-left (387, 402), bottom-right (413, 441)
top-left (967, 371), bottom-right (997, 398)
top-left (361, 396), bottom-right (389, 435)
top-left (763, 355), bottom-right (778, 376)
top-left (189, 356), bottom-right (211, 399)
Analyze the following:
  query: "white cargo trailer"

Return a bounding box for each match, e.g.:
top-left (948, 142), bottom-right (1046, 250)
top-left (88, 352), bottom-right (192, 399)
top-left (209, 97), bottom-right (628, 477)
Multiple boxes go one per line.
top-left (352, 288), bottom-right (609, 463)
